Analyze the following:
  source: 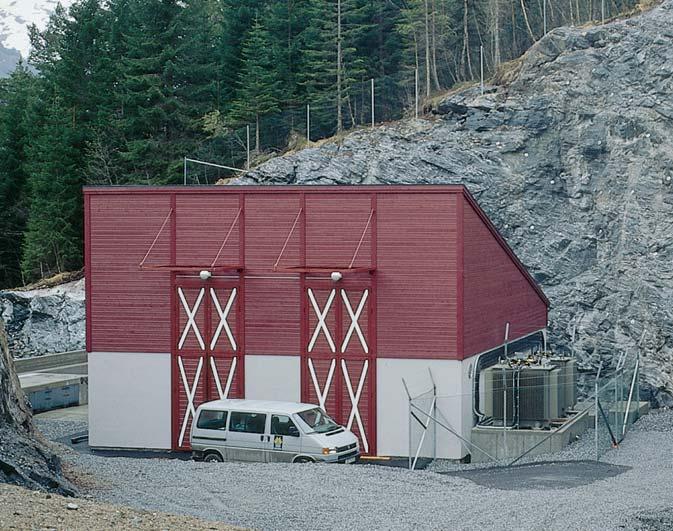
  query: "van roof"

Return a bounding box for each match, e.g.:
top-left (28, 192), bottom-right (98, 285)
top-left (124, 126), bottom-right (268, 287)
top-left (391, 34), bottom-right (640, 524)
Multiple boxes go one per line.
top-left (197, 399), bottom-right (319, 415)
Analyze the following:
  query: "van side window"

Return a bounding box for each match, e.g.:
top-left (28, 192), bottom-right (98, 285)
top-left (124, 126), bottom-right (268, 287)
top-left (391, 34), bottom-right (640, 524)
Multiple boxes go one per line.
top-left (229, 411), bottom-right (267, 434)
top-left (271, 415), bottom-right (299, 437)
top-left (197, 410), bottom-right (228, 430)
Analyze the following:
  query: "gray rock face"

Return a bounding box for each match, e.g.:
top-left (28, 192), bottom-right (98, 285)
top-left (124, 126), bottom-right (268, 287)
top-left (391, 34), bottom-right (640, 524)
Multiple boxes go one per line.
top-left (0, 279), bottom-right (85, 358)
top-left (235, 2), bottom-right (673, 405)
top-left (0, 320), bottom-right (75, 494)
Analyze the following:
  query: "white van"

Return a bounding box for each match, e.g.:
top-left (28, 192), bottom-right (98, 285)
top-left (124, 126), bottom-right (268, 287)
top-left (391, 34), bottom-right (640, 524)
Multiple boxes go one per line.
top-left (190, 399), bottom-right (360, 464)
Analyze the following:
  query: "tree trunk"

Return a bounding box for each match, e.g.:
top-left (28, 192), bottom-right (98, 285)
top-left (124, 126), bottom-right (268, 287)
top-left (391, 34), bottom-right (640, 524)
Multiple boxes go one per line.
top-left (431, 0), bottom-right (441, 90)
top-left (462, 0), bottom-right (474, 80)
top-left (337, 0), bottom-right (343, 133)
top-left (424, 0), bottom-right (431, 97)
top-left (493, 0), bottom-right (501, 67)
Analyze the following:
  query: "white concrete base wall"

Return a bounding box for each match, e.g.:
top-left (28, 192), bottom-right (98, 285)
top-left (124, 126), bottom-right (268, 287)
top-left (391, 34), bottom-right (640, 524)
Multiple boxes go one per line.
top-left (244, 355), bottom-right (300, 402)
top-left (377, 358), bottom-right (473, 459)
top-left (89, 352), bottom-right (171, 449)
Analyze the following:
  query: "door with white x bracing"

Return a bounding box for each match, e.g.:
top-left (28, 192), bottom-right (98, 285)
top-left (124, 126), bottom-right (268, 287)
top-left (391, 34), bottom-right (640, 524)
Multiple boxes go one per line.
top-left (303, 281), bottom-right (375, 455)
top-left (173, 279), bottom-right (242, 450)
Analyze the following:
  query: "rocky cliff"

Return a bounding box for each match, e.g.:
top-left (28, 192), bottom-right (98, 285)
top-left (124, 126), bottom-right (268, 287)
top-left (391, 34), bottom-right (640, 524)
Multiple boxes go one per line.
top-left (236, 2), bottom-right (673, 405)
top-left (0, 279), bottom-right (85, 358)
top-left (0, 320), bottom-right (74, 493)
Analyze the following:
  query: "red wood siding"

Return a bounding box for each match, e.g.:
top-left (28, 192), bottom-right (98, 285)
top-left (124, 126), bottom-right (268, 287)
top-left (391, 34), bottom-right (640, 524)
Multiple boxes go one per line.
top-left (305, 194), bottom-right (372, 268)
top-left (176, 194), bottom-right (240, 267)
top-left (461, 196), bottom-right (548, 358)
top-left (88, 193), bottom-right (172, 352)
top-left (243, 193), bottom-right (301, 355)
top-left (85, 185), bottom-right (547, 362)
top-left (376, 193), bottom-right (459, 359)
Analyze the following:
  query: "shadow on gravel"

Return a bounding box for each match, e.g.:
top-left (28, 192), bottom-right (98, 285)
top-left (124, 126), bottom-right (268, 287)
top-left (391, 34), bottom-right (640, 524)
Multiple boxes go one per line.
top-left (56, 431), bottom-right (191, 460)
top-left (440, 460), bottom-right (631, 490)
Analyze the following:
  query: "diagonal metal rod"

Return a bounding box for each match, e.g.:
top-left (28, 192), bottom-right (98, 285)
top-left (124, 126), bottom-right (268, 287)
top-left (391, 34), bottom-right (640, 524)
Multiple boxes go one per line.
top-left (410, 403), bottom-right (497, 462)
top-left (596, 399), bottom-right (619, 447)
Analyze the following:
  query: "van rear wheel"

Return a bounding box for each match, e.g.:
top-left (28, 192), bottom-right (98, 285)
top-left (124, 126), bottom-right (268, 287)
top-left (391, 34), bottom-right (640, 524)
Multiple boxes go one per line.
top-left (203, 451), bottom-right (223, 463)
top-left (294, 456), bottom-right (314, 464)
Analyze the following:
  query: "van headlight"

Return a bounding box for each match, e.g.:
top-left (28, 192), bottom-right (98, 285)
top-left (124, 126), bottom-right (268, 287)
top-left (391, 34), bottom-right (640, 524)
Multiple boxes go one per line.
top-left (322, 447), bottom-right (337, 455)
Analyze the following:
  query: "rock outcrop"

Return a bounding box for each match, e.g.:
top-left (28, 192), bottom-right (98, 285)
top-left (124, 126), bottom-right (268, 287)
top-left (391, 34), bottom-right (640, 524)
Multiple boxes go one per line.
top-left (0, 279), bottom-right (85, 358)
top-left (0, 320), bottom-right (75, 494)
top-left (235, 2), bottom-right (673, 405)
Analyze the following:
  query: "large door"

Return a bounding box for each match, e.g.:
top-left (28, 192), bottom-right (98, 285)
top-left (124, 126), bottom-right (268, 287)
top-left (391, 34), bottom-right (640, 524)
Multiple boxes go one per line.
top-left (302, 277), bottom-right (376, 455)
top-left (172, 277), bottom-right (243, 450)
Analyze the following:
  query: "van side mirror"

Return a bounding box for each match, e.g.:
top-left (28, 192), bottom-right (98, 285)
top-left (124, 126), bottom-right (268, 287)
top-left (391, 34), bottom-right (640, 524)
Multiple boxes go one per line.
top-left (288, 425), bottom-right (300, 437)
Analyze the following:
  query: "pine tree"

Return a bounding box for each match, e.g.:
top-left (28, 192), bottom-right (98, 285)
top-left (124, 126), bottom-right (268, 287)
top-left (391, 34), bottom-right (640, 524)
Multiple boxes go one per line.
top-left (22, 97), bottom-right (83, 279)
top-left (228, 18), bottom-right (282, 153)
top-left (0, 64), bottom-right (36, 287)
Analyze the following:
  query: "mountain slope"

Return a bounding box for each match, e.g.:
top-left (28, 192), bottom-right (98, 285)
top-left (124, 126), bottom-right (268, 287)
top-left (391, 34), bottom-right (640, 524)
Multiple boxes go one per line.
top-left (236, 1), bottom-right (673, 404)
top-left (0, 0), bottom-right (75, 76)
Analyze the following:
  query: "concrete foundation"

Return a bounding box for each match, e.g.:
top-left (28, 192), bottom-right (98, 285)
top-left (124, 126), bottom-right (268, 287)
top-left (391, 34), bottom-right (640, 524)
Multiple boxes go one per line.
top-left (470, 410), bottom-right (591, 463)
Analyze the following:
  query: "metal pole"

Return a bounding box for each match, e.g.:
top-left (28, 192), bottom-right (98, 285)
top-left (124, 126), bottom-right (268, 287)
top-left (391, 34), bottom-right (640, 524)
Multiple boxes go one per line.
top-left (595, 361), bottom-right (603, 461)
top-left (414, 68), bottom-right (419, 119)
top-left (306, 104), bottom-right (310, 143)
top-left (402, 378), bottom-right (412, 470)
top-left (480, 45), bottom-right (484, 95)
top-left (183, 157), bottom-right (187, 185)
top-left (184, 157), bottom-right (246, 173)
top-left (622, 354), bottom-right (640, 437)
top-left (543, 0), bottom-right (547, 35)
top-left (370, 78), bottom-right (375, 128)
top-left (410, 403), bottom-right (497, 462)
top-left (246, 125), bottom-right (250, 170)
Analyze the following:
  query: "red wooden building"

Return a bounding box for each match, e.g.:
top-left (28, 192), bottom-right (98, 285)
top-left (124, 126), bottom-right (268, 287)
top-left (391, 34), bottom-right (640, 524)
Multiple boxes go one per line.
top-left (84, 185), bottom-right (548, 458)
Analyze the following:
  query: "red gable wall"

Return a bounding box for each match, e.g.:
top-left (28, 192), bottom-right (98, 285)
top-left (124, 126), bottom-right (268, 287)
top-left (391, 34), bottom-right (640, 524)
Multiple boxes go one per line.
top-left (85, 186), bottom-right (547, 361)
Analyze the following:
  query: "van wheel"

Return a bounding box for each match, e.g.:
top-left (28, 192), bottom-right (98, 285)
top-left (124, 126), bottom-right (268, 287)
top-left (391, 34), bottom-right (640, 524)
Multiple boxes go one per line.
top-left (203, 451), bottom-right (223, 463)
top-left (294, 456), bottom-right (314, 464)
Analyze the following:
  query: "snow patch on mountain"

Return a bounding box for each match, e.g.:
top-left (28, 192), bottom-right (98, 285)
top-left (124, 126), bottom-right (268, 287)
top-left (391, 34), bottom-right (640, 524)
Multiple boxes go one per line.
top-left (0, 0), bottom-right (75, 70)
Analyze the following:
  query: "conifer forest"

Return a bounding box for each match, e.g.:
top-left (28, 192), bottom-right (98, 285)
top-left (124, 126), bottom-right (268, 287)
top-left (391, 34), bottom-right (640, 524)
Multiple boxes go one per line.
top-left (0, 0), bottom-right (636, 288)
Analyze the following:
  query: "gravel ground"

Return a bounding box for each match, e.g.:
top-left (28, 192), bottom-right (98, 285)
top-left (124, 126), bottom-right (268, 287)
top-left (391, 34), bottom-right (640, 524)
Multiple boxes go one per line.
top-left (35, 410), bottom-right (673, 531)
top-left (0, 483), bottom-right (239, 530)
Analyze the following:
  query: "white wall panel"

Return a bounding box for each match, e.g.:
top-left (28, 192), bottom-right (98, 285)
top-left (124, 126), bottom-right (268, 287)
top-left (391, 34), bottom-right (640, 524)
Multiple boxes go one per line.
top-left (377, 358), bottom-right (469, 459)
top-left (245, 355), bottom-right (301, 402)
top-left (89, 352), bottom-right (171, 449)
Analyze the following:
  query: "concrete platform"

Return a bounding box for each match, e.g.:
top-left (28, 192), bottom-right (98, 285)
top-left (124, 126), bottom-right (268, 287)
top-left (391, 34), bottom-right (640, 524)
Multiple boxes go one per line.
top-left (470, 409), bottom-right (591, 463)
top-left (16, 351), bottom-right (88, 412)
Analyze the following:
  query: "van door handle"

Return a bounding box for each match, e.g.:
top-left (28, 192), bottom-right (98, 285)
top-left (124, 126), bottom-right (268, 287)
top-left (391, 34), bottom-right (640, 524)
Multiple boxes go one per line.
top-left (260, 435), bottom-right (264, 442)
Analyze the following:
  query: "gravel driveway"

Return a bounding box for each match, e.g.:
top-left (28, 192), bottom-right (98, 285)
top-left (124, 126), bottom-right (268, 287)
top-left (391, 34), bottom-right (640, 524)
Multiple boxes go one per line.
top-left (37, 410), bottom-right (673, 530)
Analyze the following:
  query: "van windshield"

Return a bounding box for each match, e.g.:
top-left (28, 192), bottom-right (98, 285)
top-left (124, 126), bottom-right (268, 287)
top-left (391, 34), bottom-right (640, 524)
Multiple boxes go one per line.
top-left (297, 408), bottom-right (340, 433)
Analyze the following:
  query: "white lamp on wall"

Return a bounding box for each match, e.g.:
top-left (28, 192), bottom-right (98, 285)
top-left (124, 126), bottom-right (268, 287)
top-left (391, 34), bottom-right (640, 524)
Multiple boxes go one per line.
top-left (199, 270), bottom-right (212, 281)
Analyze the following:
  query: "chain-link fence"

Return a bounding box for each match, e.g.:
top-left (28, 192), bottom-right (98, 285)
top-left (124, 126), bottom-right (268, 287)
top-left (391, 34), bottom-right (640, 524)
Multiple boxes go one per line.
top-left (406, 351), bottom-right (642, 471)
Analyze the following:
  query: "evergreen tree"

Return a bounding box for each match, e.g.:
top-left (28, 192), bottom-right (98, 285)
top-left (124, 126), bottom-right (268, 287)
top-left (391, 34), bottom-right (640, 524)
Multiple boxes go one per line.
top-left (228, 18), bottom-right (282, 153)
top-left (22, 97), bottom-right (83, 279)
top-left (0, 64), bottom-right (36, 287)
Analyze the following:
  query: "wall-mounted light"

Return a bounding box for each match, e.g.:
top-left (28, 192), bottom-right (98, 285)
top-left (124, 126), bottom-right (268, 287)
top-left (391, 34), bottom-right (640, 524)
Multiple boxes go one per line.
top-left (330, 271), bottom-right (343, 282)
top-left (199, 270), bottom-right (212, 281)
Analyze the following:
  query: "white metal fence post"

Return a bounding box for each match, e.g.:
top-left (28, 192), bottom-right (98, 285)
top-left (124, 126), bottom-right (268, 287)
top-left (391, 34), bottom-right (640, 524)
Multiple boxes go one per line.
top-left (246, 125), bottom-right (250, 170)
top-left (306, 104), bottom-right (311, 142)
top-left (414, 68), bottom-right (419, 119)
top-left (183, 156), bottom-right (187, 185)
top-left (543, 0), bottom-right (547, 35)
top-left (370, 78), bottom-right (375, 128)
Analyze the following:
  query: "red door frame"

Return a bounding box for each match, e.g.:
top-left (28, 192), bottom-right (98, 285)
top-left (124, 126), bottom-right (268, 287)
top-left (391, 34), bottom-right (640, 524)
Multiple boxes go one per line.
top-left (299, 192), bottom-right (377, 455)
top-left (170, 275), bottom-right (244, 450)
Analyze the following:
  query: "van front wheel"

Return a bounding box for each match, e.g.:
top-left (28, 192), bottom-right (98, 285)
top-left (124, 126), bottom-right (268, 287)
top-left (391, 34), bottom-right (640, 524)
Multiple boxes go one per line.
top-left (203, 451), bottom-right (223, 463)
top-left (294, 456), bottom-right (314, 464)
